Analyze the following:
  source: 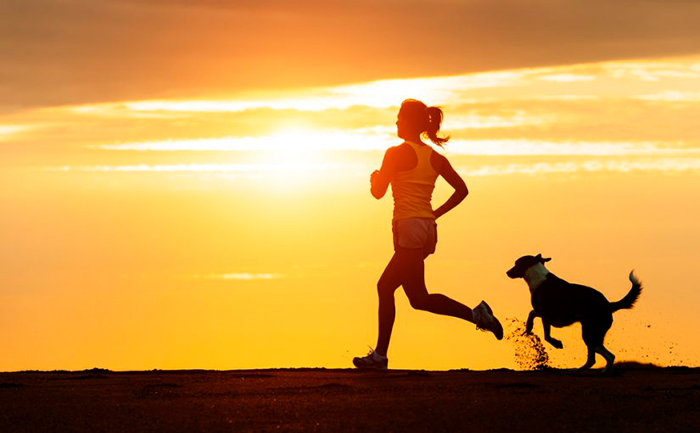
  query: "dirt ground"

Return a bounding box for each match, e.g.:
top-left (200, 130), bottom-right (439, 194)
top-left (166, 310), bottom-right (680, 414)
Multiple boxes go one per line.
top-left (1, 365), bottom-right (698, 432)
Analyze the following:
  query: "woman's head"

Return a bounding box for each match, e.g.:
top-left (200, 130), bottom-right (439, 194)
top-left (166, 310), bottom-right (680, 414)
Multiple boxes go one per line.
top-left (396, 99), bottom-right (450, 146)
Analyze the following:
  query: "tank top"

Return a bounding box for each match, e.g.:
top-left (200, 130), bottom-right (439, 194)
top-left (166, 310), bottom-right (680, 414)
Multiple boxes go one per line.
top-left (391, 141), bottom-right (439, 222)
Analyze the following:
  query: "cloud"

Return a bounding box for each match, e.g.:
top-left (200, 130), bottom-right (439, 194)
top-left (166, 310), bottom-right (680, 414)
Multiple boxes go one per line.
top-left (5, 55), bottom-right (700, 172)
top-left (82, 70), bottom-right (520, 114)
top-left (3, 0), bottom-right (700, 110)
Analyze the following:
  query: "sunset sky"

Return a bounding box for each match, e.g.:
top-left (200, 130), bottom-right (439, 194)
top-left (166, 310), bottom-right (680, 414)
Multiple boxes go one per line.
top-left (2, 0), bottom-right (700, 371)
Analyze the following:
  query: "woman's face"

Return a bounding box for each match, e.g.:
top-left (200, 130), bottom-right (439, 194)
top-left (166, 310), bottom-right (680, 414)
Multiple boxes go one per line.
top-left (396, 106), bottom-right (424, 139)
top-left (396, 110), bottom-right (420, 140)
top-left (396, 111), bottom-right (408, 139)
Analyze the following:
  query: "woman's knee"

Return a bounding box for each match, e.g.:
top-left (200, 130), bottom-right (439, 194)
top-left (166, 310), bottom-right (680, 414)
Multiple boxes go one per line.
top-left (408, 294), bottom-right (430, 311)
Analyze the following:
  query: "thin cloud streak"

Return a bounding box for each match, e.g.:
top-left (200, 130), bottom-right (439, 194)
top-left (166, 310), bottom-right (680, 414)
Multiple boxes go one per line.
top-left (47, 157), bottom-right (700, 176)
top-left (90, 130), bottom-right (395, 152)
top-left (198, 273), bottom-right (284, 281)
top-left (636, 91), bottom-right (700, 101)
top-left (458, 158), bottom-right (700, 177)
top-left (537, 74), bottom-right (597, 83)
top-left (0, 124), bottom-right (35, 139)
top-left (446, 140), bottom-right (700, 156)
top-left (93, 135), bottom-right (699, 157)
top-left (49, 163), bottom-right (345, 173)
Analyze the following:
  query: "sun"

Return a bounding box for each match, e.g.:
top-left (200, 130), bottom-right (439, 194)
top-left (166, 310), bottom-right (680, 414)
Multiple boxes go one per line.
top-left (252, 128), bottom-right (324, 167)
top-left (241, 128), bottom-right (347, 191)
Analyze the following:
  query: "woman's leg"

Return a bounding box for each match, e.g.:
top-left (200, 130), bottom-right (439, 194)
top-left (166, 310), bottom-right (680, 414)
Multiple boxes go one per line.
top-left (375, 248), bottom-right (478, 358)
top-left (375, 253), bottom-right (403, 357)
top-left (399, 248), bottom-right (475, 322)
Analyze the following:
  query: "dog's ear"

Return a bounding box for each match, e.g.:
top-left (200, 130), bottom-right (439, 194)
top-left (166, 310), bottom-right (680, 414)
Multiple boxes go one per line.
top-left (537, 253), bottom-right (551, 262)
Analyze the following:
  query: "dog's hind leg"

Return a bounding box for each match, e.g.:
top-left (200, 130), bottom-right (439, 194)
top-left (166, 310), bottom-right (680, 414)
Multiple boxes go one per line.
top-left (577, 347), bottom-right (596, 371)
top-left (581, 314), bottom-right (614, 372)
top-left (594, 345), bottom-right (615, 373)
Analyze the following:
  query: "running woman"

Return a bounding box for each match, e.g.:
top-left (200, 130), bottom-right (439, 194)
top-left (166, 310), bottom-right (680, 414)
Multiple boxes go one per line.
top-left (353, 99), bottom-right (503, 370)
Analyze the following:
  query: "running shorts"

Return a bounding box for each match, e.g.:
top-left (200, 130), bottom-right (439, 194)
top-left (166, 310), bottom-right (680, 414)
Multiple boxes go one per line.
top-left (392, 217), bottom-right (438, 256)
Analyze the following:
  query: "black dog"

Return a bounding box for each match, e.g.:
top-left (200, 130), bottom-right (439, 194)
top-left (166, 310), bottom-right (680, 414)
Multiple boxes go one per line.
top-left (507, 254), bottom-right (642, 372)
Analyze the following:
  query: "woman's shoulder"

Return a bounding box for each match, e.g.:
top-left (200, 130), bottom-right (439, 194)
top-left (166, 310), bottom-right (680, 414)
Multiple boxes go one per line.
top-left (429, 148), bottom-right (447, 172)
top-left (385, 142), bottom-right (419, 172)
top-left (392, 141), bottom-right (412, 150)
top-left (385, 142), bottom-right (413, 158)
top-left (388, 141), bottom-right (447, 171)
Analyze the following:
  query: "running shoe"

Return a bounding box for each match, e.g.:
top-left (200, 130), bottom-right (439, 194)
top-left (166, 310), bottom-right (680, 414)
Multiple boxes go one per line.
top-left (474, 300), bottom-right (504, 340)
top-left (353, 348), bottom-right (388, 370)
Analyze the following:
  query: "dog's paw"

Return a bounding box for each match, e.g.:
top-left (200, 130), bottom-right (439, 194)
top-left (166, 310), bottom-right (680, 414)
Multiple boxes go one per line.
top-left (549, 339), bottom-right (564, 349)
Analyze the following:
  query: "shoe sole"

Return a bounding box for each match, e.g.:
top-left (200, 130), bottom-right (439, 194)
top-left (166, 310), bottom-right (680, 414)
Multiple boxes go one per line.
top-left (480, 301), bottom-right (504, 340)
top-left (353, 359), bottom-right (388, 370)
top-left (353, 364), bottom-right (388, 371)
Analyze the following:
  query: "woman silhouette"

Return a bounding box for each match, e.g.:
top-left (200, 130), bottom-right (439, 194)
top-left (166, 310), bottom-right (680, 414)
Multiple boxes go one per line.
top-left (353, 99), bottom-right (503, 370)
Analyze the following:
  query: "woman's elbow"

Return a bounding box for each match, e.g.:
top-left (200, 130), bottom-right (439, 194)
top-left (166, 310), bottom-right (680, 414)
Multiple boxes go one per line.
top-left (458, 185), bottom-right (469, 199)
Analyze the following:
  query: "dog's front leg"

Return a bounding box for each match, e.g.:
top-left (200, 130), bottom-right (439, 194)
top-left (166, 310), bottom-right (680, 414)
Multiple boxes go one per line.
top-left (525, 310), bottom-right (538, 335)
top-left (542, 319), bottom-right (563, 349)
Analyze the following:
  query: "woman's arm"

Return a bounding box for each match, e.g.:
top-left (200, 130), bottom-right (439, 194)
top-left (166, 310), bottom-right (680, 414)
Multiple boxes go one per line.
top-left (433, 156), bottom-right (468, 219)
top-left (370, 148), bottom-right (396, 199)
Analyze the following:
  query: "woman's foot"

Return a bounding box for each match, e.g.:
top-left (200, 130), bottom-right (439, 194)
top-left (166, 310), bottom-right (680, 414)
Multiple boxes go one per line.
top-left (353, 348), bottom-right (388, 370)
top-left (473, 301), bottom-right (504, 340)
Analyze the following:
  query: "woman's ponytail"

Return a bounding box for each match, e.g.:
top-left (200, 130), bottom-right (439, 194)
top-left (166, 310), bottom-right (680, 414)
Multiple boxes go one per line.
top-left (425, 106), bottom-right (450, 147)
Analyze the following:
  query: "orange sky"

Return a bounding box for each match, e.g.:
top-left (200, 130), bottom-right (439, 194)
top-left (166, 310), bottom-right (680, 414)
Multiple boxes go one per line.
top-left (1, 1), bottom-right (700, 371)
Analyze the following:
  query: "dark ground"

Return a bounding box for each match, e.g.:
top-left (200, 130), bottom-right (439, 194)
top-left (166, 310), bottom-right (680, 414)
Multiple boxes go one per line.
top-left (1, 365), bottom-right (698, 432)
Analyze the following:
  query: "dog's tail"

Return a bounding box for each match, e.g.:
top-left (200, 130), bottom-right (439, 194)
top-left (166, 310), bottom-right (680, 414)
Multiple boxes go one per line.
top-left (609, 271), bottom-right (643, 313)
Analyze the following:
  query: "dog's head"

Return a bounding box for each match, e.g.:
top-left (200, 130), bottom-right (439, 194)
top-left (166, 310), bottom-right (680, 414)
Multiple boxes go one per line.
top-left (507, 254), bottom-right (551, 279)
